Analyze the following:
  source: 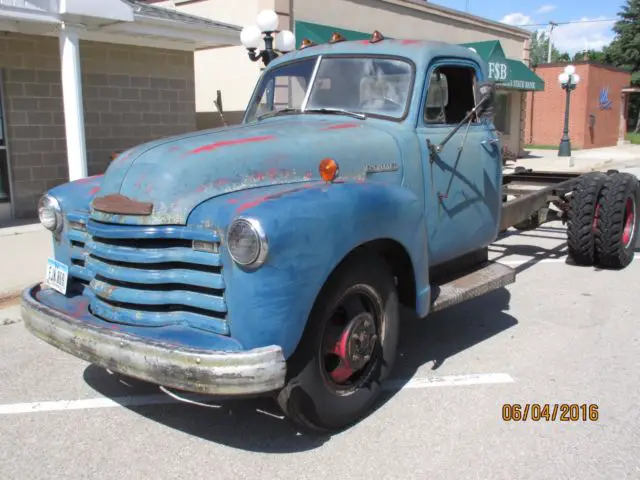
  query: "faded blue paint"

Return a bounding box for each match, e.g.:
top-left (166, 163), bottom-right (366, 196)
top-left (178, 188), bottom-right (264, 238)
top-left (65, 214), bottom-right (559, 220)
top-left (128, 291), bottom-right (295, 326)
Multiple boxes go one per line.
top-left (31, 38), bottom-right (502, 362)
top-left (91, 117), bottom-right (402, 226)
top-left (186, 179), bottom-right (428, 357)
top-left (34, 287), bottom-right (244, 352)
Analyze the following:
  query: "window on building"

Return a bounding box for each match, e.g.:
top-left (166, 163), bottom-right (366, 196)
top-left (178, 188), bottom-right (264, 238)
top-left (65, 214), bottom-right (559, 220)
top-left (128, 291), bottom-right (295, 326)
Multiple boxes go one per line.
top-left (493, 93), bottom-right (510, 134)
top-left (424, 65), bottom-right (477, 125)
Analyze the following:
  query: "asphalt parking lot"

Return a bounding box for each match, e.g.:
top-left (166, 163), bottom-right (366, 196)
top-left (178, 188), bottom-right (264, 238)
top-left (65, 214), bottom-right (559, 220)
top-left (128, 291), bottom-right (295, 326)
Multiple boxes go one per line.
top-left (1, 221), bottom-right (639, 480)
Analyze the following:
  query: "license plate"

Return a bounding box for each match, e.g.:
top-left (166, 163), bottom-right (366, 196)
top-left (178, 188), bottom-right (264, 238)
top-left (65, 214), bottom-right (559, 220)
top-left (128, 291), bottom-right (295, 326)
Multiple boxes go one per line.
top-left (45, 258), bottom-right (68, 295)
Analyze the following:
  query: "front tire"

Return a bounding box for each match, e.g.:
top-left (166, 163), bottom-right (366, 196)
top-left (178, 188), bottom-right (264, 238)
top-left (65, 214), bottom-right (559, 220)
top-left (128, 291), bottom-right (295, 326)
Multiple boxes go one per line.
top-left (277, 249), bottom-right (400, 433)
top-left (595, 172), bottom-right (640, 269)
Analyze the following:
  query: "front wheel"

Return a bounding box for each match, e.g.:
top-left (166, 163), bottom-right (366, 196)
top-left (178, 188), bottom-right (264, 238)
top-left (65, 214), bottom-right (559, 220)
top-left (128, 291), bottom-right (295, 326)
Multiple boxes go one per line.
top-left (277, 250), bottom-right (400, 433)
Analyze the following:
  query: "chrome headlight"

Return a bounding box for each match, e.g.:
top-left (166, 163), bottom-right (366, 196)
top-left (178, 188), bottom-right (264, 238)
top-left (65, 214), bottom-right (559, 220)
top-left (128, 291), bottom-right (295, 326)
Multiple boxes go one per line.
top-left (38, 194), bottom-right (63, 233)
top-left (226, 217), bottom-right (268, 268)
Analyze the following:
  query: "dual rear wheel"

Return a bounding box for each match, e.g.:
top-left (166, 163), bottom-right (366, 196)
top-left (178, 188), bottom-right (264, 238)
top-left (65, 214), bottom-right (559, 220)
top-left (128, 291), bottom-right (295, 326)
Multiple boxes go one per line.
top-left (567, 171), bottom-right (639, 269)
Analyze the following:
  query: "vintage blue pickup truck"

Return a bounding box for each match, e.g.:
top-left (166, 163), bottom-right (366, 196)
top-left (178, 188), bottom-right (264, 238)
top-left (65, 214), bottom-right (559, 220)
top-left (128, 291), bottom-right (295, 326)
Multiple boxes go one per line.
top-left (22, 31), bottom-right (639, 433)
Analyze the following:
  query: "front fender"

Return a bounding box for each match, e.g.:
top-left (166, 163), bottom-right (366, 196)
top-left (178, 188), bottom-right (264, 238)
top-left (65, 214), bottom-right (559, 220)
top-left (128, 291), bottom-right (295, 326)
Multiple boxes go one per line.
top-left (188, 180), bottom-right (429, 358)
top-left (44, 175), bottom-right (104, 272)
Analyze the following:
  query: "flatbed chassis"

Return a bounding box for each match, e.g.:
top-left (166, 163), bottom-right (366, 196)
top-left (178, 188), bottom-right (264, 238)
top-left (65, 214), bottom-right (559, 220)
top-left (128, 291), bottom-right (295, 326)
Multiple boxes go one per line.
top-left (500, 168), bottom-right (592, 231)
top-left (427, 167), bottom-right (620, 312)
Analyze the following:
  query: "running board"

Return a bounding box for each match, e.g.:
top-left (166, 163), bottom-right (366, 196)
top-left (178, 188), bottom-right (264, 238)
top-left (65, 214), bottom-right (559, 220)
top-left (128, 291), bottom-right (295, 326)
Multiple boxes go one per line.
top-left (430, 261), bottom-right (515, 313)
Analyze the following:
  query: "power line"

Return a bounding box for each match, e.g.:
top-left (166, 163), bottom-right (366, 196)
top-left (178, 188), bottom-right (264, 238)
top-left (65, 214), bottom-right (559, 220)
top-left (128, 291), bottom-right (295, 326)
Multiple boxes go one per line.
top-left (518, 18), bottom-right (617, 28)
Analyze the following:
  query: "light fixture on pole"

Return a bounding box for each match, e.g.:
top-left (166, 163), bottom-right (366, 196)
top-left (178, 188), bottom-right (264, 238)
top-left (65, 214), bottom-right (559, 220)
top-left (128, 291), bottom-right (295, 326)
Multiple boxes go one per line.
top-left (240, 10), bottom-right (296, 67)
top-left (557, 64), bottom-right (581, 157)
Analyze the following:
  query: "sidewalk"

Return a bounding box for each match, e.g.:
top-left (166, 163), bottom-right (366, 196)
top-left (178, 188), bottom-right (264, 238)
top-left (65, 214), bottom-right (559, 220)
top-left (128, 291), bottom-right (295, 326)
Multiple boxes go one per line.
top-left (0, 222), bottom-right (51, 303)
top-left (505, 144), bottom-right (640, 174)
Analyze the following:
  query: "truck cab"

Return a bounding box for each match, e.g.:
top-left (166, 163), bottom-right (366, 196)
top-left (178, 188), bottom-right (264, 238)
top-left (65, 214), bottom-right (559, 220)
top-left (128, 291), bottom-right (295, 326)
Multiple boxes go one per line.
top-left (23, 32), bottom-right (529, 432)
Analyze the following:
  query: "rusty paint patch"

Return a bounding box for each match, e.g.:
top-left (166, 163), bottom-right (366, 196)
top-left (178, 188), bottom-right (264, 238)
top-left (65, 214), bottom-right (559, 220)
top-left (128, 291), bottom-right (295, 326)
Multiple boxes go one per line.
top-left (188, 135), bottom-right (276, 155)
top-left (321, 123), bottom-right (360, 130)
top-left (88, 186), bottom-right (101, 196)
top-left (93, 194), bottom-right (154, 216)
top-left (400, 39), bottom-right (420, 45)
top-left (252, 171), bottom-right (266, 181)
top-left (236, 198), bottom-right (267, 213)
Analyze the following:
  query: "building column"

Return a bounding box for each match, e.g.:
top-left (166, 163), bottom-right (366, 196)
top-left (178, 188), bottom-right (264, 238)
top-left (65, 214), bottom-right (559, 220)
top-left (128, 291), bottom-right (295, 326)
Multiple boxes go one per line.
top-left (59, 23), bottom-right (88, 181)
top-left (618, 91), bottom-right (628, 146)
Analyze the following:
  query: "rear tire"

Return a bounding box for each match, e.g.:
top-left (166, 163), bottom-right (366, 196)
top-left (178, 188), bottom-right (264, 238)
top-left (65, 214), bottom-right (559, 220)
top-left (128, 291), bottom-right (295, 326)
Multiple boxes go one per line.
top-left (277, 249), bottom-right (400, 433)
top-left (566, 172), bottom-right (609, 266)
top-left (595, 172), bottom-right (640, 269)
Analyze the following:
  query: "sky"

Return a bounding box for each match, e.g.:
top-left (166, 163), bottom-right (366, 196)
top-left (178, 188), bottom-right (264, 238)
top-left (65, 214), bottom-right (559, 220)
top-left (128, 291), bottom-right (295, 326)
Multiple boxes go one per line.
top-left (429, 0), bottom-right (626, 54)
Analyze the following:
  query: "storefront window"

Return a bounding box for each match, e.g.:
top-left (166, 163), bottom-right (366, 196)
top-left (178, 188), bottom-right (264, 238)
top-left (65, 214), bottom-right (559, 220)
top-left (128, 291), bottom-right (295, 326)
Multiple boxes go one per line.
top-left (493, 93), bottom-right (510, 134)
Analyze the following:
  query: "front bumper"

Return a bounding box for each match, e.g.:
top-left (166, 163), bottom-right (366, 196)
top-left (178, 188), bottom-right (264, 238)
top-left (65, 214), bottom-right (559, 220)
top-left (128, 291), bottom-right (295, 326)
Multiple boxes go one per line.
top-left (21, 284), bottom-right (287, 396)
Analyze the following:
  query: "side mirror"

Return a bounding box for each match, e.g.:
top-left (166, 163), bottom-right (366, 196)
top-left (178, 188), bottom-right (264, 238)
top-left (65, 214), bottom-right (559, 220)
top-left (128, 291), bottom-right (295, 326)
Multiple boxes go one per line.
top-left (476, 82), bottom-right (496, 119)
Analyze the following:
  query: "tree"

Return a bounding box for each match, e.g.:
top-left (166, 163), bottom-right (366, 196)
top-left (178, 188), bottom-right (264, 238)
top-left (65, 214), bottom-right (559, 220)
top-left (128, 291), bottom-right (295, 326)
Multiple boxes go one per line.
top-left (572, 49), bottom-right (607, 63)
top-left (605, 0), bottom-right (640, 132)
top-left (529, 30), bottom-right (566, 67)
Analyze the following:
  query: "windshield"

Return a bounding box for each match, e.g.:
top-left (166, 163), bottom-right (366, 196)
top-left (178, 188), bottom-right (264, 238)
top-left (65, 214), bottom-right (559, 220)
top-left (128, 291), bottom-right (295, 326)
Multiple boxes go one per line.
top-left (244, 56), bottom-right (414, 122)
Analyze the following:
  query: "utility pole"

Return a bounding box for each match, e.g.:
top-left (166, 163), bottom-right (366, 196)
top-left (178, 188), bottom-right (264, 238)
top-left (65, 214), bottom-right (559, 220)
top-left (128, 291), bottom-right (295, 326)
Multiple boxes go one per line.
top-left (465, 0), bottom-right (470, 12)
top-left (547, 21), bottom-right (557, 63)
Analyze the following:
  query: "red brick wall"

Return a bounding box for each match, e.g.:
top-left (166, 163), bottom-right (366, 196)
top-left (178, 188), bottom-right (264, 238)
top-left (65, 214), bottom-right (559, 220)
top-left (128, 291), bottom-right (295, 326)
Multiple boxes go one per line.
top-left (525, 63), bottom-right (631, 149)
top-left (582, 66), bottom-right (630, 148)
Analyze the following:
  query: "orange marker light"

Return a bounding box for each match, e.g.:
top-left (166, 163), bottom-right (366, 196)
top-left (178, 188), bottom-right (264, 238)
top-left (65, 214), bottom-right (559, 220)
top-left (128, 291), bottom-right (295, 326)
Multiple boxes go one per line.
top-left (319, 158), bottom-right (339, 182)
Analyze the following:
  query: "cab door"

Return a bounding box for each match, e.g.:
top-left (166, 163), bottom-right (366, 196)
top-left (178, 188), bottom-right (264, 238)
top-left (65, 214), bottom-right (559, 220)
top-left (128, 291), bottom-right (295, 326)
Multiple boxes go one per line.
top-left (414, 59), bottom-right (503, 267)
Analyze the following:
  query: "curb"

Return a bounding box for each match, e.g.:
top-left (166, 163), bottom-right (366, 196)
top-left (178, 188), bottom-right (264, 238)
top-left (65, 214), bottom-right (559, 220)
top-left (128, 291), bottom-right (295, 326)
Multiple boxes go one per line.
top-left (0, 289), bottom-right (22, 309)
top-left (0, 223), bottom-right (45, 238)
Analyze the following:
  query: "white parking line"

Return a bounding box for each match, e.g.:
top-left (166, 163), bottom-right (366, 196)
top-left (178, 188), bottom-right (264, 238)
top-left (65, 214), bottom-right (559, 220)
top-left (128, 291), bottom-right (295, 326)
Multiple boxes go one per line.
top-left (0, 373), bottom-right (515, 415)
top-left (390, 372), bottom-right (515, 389)
top-left (499, 257), bottom-right (638, 266)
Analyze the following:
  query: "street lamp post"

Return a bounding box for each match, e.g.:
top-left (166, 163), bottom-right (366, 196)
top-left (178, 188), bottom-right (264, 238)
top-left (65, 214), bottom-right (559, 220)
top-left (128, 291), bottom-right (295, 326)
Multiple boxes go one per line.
top-left (557, 65), bottom-right (581, 157)
top-left (240, 10), bottom-right (296, 67)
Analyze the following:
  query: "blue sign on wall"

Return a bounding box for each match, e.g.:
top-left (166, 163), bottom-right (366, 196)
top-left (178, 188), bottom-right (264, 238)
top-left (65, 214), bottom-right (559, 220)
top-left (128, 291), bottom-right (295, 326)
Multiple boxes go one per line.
top-left (599, 87), bottom-right (613, 110)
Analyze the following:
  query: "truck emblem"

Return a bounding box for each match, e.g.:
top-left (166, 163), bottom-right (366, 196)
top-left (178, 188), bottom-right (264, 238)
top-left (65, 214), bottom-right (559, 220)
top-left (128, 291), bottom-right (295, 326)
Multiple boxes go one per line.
top-left (365, 163), bottom-right (399, 173)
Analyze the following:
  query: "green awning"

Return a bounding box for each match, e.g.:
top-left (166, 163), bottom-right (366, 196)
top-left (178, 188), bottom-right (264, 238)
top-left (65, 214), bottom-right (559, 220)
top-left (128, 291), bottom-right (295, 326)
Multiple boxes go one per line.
top-left (293, 22), bottom-right (545, 91)
top-left (294, 20), bottom-right (372, 47)
top-left (461, 40), bottom-right (545, 91)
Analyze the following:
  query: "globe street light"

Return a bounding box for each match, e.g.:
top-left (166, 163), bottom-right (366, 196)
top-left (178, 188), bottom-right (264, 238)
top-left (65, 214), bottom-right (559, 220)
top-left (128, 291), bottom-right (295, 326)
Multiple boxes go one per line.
top-left (557, 64), bottom-right (581, 157)
top-left (240, 10), bottom-right (296, 67)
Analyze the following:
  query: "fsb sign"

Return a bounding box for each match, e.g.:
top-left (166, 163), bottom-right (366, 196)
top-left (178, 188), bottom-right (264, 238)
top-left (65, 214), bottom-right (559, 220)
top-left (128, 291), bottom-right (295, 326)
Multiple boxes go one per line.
top-left (488, 62), bottom-right (508, 81)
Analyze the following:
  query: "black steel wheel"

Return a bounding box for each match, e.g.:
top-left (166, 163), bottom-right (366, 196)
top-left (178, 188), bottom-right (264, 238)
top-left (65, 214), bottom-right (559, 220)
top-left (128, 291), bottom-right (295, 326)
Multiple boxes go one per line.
top-left (276, 249), bottom-right (400, 433)
top-left (595, 172), bottom-right (640, 269)
top-left (566, 172), bottom-right (609, 266)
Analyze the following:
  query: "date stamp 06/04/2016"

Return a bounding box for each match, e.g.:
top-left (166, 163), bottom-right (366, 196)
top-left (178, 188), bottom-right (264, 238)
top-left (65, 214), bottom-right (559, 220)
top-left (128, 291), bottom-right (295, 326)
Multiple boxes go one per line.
top-left (502, 404), bottom-right (599, 422)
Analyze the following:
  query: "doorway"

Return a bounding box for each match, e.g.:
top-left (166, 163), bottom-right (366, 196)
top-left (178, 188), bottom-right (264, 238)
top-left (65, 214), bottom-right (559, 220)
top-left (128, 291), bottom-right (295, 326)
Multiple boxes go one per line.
top-left (0, 69), bottom-right (12, 223)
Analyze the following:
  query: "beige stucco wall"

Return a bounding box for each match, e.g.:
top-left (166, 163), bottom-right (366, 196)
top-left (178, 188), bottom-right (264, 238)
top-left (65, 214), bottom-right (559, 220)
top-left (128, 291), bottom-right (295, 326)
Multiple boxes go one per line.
top-left (158, 0), bottom-right (530, 133)
top-left (153, 0), bottom-right (286, 128)
top-left (294, 0), bottom-right (528, 60)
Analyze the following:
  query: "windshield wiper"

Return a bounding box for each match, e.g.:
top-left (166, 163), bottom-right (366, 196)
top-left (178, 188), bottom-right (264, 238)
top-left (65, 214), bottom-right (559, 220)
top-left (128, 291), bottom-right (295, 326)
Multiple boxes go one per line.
top-left (303, 108), bottom-right (367, 120)
top-left (256, 108), bottom-right (300, 121)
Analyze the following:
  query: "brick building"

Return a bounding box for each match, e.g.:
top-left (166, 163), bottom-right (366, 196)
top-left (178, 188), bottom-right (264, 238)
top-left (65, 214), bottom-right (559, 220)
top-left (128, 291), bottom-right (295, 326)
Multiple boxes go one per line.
top-left (0, 0), bottom-right (241, 223)
top-left (525, 62), bottom-right (632, 150)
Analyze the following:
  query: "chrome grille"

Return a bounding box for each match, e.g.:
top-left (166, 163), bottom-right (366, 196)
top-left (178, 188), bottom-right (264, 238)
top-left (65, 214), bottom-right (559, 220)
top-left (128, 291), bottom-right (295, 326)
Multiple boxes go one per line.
top-left (80, 219), bottom-right (228, 335)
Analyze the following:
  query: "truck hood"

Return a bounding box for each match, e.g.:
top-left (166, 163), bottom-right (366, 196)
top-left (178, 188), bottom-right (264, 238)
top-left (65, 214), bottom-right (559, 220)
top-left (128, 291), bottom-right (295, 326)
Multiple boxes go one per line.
top-left (91, 116), bottom-right (402, 225)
